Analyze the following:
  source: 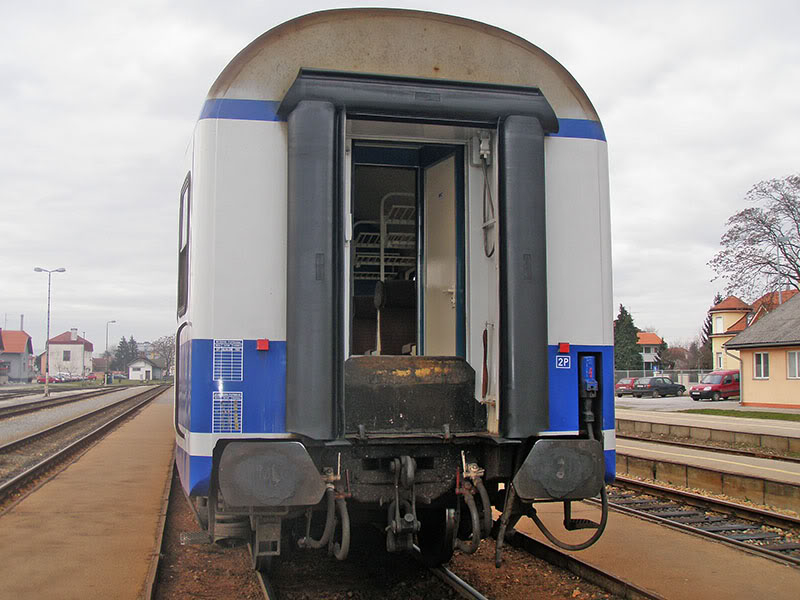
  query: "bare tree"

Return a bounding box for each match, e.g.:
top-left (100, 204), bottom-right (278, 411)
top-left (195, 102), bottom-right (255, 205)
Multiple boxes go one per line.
top-left (151, 335), bottom-right (176, 376)
top-left (710, 174), bottom-right (800, 300)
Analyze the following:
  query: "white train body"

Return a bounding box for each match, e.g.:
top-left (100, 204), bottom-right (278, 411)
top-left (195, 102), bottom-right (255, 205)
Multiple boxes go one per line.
top-left (175, 9), bottom-right (614, 562)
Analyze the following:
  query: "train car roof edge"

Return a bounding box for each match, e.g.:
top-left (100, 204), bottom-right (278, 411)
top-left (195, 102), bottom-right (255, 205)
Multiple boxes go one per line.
top-left (206, 8), bottom-right (602, 124)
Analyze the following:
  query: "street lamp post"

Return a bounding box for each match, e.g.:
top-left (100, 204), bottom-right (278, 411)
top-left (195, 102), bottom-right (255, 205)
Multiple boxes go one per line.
top-left (105, 320), bottom-right (116, 384)
top-left (34, 267), bottom-right (66, 398)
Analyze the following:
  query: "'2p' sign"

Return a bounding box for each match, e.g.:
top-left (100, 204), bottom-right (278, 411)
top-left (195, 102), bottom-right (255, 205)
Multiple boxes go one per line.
top-left (555, 355), bottom-right (571, 369)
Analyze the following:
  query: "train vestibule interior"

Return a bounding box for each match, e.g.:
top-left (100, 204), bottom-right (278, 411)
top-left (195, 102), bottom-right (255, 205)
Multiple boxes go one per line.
top-left (349, 142), bottom-right (463, 358)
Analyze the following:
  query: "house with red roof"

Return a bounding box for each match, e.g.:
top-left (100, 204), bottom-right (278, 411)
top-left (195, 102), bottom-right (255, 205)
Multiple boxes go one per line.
top-left (46, 328), bottom-right (94, 378)
top-left (726, 294), bottom-right (800, 408)
top-left (709, 290), bottom-right (799, 371)
top-left (0, 329), bottom-right (35, 383)
top-left (637, 331), bottom-right (663, 371)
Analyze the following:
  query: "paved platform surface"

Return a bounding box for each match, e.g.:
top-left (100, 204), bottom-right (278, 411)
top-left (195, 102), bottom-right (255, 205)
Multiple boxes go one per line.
top-left (0, 390), bottom-right (174, 600)
top-left (515, 501), bottom-right (800, 599)
top-left (617, 437), bottom-right (800, 484)
top-left (617, 407), bottom-right (800, 439)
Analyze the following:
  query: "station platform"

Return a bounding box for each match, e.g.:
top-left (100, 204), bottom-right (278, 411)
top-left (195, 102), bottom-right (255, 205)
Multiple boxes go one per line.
top-left (0, 390), bottom-right (174, 600)
top-left (515, 500), bottom-right (800, 600)
top-left (614, 410), bottom-right (800, 511)
top-left (616, 408), bottom-right (800, 453)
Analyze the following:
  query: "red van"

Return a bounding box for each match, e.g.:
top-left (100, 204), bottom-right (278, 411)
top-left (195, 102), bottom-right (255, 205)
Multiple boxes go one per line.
top-left (689, 370), bottom-right (740, 401)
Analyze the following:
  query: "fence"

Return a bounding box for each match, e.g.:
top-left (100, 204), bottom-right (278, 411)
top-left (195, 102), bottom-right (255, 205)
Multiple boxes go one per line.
top-left (614, 369), bottom-right (715, 389)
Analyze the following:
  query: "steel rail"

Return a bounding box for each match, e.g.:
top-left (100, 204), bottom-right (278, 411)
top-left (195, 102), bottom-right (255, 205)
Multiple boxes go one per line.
top-left (617, 433), bottom-right (800, 464)
top-left (614, 475), bottom-right (800, 531)
top-left (0, 385), bottom-right (168, 503)
top-left (505, 529), bottom-right (666, 600)
top-left (256, 570), bottom-right (280, 600)
top-left (0, 389), bottom-right (42, 401)
top-left (428, 564), bottom-right (490, 600)
top-left (0, 386), bottom-right (162, 454)
top-left (607, 476), bottom-right (800, 567)
top-left (0, 386), bottom-right (124, 420)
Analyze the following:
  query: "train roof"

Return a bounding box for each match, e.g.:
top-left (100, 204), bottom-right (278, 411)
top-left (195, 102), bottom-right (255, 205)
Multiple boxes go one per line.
top-left (207, 8), bottom-right (600, 122)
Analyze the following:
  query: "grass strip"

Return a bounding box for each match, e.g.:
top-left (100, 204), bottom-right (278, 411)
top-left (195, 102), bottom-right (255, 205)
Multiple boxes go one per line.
top-left (680, 408), bottom-right (800, 422)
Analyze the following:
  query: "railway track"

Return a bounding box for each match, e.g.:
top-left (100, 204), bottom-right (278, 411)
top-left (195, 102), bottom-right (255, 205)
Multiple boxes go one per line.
top-left (617, 433), bottom-right (800, 464)
top-left (0, 388), bottom-right (43, 402)
top-left (0, 384), bottom-right (168, 505)
top-left (0, 386), bottom-right (125, 419)
top-left (607, 475), bottom-right (800, 566)
top-left (255, 558), bottom-right (490, 600)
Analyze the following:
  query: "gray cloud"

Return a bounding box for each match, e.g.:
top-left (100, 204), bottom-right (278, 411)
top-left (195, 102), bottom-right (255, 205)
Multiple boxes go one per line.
top-left (2, 0), bottom-right (798, 354)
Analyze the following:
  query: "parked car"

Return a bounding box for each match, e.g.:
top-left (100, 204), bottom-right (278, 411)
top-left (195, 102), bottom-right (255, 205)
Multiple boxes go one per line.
top-left (689, 370), bottom-right (740, 401)
top-left (615, 377), bottom-right (638, 397)
top-left (36, 375), bottom-right (56, 383)
top-left (633, 376), bottom-right (685, 398)
top-left (87, 373), bottom-right (97, 380)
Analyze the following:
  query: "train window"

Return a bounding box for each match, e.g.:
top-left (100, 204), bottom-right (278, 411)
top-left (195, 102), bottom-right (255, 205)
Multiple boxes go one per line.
top-left (177, 172), bottom-right (191, 317)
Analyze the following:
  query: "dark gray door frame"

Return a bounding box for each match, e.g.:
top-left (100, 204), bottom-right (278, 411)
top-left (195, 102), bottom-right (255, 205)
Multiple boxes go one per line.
top-left (282, 70), bottom-right (555, 440)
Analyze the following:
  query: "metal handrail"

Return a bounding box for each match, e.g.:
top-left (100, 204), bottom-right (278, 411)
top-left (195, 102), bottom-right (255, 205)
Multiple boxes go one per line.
top-left (174, 321), bottom-right (189, 439)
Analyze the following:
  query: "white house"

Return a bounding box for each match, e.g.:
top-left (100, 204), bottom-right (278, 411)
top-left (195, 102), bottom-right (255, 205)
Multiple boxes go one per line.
top-left (47, 329), bottom-right (93, 377)
top-left (637, 331), bottom-right (663, 371)
top-left (127, 357), bottom-right (165, 381)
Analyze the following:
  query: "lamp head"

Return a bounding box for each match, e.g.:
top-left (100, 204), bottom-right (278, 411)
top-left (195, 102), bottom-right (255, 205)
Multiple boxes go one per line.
top-left (54, 268), bottom-right (66, 272)
top-left (34, 267), bottom-right (44, 272)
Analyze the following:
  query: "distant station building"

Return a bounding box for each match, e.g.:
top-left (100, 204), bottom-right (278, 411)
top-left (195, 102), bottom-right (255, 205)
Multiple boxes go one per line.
top-left (127, 357), bottom-right (165, 381)
top-left (45, 329), bottom-right (94, 377)
top-left (0, 329), bottom-right (35, 383)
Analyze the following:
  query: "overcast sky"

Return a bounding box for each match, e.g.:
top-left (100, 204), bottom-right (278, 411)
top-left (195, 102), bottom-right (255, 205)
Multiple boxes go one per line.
top-left (2, 0), bottom-right (798, 355)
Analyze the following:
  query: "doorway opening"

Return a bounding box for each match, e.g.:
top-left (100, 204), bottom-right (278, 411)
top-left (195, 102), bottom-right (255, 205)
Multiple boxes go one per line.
top-left (349, 142), bottom-right (465, 358)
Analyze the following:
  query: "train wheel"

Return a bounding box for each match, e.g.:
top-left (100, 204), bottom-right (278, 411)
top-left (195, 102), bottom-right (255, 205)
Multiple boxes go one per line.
top-left (416, 507), bottom-right (456, 566)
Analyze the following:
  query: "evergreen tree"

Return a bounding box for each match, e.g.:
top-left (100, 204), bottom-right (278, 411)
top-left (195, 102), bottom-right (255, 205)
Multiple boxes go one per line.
top-left (614, 304), bottom-right (641, 369)
top-left (112, 336), bottom-right (128, 371)
top-left (655, 339), bottom-right (673, 369)
top-left (129, 336), bottom-right (139, 359)
top-left (698, 293), bottom-right (722, 369)
top-left (111, 336), bottom-right (139, 371)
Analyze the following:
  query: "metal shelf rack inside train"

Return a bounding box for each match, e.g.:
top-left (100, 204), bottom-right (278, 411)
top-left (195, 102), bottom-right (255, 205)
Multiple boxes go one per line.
top-left (354, 195), bottom-right (416, 281)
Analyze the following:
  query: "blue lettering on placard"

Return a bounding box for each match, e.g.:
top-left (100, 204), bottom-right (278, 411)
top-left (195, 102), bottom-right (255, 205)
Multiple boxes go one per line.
top-left (555, 355), bottom-right (572, 370)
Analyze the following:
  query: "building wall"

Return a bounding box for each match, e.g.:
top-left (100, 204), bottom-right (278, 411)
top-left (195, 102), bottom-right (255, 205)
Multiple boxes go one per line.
top-left (128, 359), bottom-right (162, 381)
top-left (712, 335), bottom-right (740, 370)
top-left (740, 346), bottom-right (800, 408)
top-left (710, 310), bottom-right (748, 370)
top-left (48, 344), bottom-right (92, 376)
top-left (1, 352), bottom-right (33, 381)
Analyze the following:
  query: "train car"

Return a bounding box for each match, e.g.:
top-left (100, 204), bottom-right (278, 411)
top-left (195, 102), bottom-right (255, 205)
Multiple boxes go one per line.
top-left (175, 8), bottom-right (614, 568)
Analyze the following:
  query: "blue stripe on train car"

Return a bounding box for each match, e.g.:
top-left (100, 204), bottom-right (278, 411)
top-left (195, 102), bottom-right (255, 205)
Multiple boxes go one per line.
top-left (546, 344), bottom-right (615, 482)
top-left (197, 98), bottom-right (607, 142)
top-left (604, 449), bottom-right (615, 484)
top-left (176, 444), bottom-right (213, 496)
top-left (187, 339), bottom-right (287, 434)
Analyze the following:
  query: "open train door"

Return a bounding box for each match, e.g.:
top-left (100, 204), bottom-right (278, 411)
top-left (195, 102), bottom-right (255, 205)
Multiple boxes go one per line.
top-left (422, 154), bottom-right (457, 356)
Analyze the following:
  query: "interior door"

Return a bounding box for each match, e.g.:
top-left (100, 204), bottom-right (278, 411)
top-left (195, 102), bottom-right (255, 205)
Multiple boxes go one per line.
top-left (423, 155), bottom-right (457, 355)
